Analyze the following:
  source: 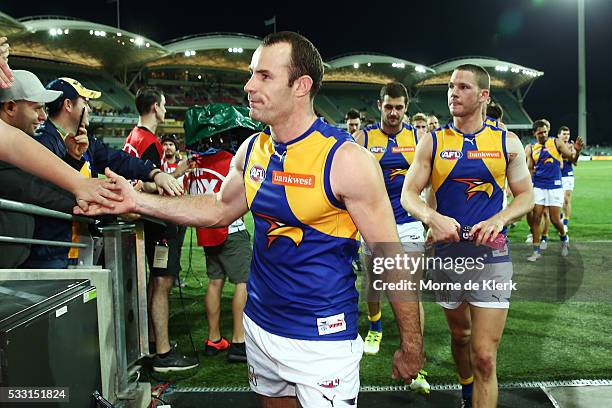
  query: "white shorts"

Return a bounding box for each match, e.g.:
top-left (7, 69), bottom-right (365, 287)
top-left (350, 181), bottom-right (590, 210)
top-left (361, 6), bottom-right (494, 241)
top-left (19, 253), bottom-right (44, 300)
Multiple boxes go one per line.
top-left (433, 262), bottom-right (513, 310)
top-left (534, 187), bottom-right (564, 207)
top-left (361, 221), bottom-right (425, 255)
top-left (244, 314), bottom-right (363, 407)
top-left (562, 176), bottom-right (575, 192)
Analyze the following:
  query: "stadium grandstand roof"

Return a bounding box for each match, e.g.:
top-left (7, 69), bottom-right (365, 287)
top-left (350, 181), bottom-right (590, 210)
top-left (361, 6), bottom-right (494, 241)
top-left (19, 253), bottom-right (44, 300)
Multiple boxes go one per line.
top-left (324, 53), bottom-right (435, 86)
top-left (2, 16), bottom-right (168, 70)
top-left (145, 33), bottom-right (262, 73)
top-left (418, 56), bottom-right (544, 89)
top-left (0, 11), bottom-right (26, 37)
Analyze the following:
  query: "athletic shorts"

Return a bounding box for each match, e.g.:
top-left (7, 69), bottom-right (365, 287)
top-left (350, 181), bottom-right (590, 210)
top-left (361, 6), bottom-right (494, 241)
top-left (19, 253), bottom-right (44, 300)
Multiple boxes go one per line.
top-left (562, 176), bottom-right (575, 192)
top-left (361, 221), bottom-right (425, 255)
top-left (534, 187), bottom-right (564, 208)
top-left (433, 261), bottom-right (513, 310)
top-left (244, 313), bottom-right (362, 407)
top-left (203, 229), bottom-right (251, 283)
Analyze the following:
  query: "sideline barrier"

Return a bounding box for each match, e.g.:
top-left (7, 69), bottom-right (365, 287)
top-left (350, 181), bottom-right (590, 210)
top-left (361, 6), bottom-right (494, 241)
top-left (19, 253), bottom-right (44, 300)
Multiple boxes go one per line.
top-left (0, 198), bottom-right (152, 408)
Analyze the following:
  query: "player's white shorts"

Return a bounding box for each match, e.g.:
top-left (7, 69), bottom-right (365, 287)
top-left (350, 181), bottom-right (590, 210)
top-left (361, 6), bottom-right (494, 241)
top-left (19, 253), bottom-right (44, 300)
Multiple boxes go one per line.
top-left (361, 221), bottom-right (425, 255)
top-left (534, 187), bottom-right (564, 207)
top-left (562, 176), bottom-right (575, 192)
top-left (244, 313), bottom-right (363, 407)
top-left (433, 261), bottom-right (513, 310)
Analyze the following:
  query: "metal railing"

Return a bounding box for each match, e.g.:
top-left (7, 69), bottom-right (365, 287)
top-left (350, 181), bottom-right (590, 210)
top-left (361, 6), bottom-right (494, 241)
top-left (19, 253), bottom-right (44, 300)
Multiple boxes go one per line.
top-left (0, 197), bottom-right (94, 250)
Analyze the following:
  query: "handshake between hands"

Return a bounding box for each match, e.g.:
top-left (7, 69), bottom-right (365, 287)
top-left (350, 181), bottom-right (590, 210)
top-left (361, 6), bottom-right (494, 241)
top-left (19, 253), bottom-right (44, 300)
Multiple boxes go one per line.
top-left (74, 168), bottom-right (183, 216)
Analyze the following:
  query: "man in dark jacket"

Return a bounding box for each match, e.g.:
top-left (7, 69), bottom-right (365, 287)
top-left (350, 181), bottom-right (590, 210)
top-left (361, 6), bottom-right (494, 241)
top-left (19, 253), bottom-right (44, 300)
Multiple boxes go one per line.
top-left (0, 70), bottom-right (76, 267)
top-left (23, 77), bottom-right (183, 268)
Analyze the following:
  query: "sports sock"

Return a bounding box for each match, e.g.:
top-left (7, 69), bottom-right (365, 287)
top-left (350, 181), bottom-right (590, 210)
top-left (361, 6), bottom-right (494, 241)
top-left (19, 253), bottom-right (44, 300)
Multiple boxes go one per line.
top-left (563, 218), bottom-right (569, 227)
top-left (533, 244), bottom-right (540, 253)
top-left (542, 234), bottom-right (548, 241)
top-left (459, 375), bottom-right (474, 400)
top-left (560, 234), bottom-right (568, 242)
top-left (368, 310), bottom-right (382, 332)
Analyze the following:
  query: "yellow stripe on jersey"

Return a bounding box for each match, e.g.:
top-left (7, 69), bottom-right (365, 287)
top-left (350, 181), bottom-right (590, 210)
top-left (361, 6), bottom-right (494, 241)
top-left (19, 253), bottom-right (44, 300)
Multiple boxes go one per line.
top-left (283, 132), bottom-right (356, 239)
top-left (475, 132), bottom-right (506, 190)
top-left (245, 134), bottom-right (274, 206)
top-left (431, 127), bottom-right (464, 192)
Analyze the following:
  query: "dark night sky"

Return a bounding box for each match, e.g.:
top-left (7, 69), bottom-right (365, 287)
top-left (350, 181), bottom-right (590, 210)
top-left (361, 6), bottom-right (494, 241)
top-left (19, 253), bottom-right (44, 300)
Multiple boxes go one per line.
top-left (2, 0), bottom-right (611, 144)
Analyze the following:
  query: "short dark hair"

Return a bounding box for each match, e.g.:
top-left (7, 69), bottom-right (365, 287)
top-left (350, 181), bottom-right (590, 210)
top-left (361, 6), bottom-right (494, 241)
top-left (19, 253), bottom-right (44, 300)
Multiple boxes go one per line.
top-left (557, 125), bottom-right (570, 135)
top-left (261, 31), bottom-right (324, 99)
top-left (379, 82), bottom-right (409, 104)
top-left (454, 64), bottom-right (490, 90)
top-left (46, 97), bottom-right (75, 117)
top-left (135, 87), bottom-right (163, 116)
top-left (486, 103), bottom-right (503, 120)
top-left (533, 119), bottom-right (549, 133)
top-left (345, 109), bottom-right (361, 121)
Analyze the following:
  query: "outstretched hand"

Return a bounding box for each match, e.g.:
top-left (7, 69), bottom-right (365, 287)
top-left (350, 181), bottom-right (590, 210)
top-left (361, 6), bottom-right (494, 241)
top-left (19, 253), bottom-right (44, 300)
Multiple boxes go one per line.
top-left (73, 176), bottom-right (122, 212)
top-left (0, 37), bottom-right (13, 88)
top-left (73, 168), bottom-right (137, 216)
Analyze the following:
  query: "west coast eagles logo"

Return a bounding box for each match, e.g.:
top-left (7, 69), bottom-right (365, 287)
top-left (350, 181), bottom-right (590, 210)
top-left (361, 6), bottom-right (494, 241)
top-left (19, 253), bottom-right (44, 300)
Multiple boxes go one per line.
top-left (453, 178), bottom-right (494, 200)
top-left (255, 213), bottom-right (304, 247)
top-left (389, 168), bottom-right (408, 181)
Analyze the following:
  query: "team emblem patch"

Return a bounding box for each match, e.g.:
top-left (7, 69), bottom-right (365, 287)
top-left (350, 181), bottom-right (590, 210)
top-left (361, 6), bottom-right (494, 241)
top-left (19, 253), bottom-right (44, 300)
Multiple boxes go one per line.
top-left (440, 150), bottom-right (463, 160)
top-left (249, 165), bottom-right (266, 183)
top-left (370, 146), bottom-right (386, 154)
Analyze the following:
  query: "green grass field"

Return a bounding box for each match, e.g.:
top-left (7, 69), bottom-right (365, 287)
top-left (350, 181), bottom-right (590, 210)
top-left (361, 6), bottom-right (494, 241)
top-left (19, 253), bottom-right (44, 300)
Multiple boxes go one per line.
top-left (152, 161), bottom-right (612, 388)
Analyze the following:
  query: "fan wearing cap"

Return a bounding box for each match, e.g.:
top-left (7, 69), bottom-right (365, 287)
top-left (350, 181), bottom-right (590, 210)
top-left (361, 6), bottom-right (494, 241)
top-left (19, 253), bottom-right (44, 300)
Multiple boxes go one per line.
top-left (0, 45), bottom-right (118, 212)
top-left (24, 77), bottom-right (183, 268)
top-left (0, 70), bottom-right (77, 267)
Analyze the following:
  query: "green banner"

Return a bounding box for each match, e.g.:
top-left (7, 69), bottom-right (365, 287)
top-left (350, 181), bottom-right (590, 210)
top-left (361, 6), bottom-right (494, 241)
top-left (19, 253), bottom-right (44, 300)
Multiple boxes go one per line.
top-left (184, 103), bottom-right (265, 146)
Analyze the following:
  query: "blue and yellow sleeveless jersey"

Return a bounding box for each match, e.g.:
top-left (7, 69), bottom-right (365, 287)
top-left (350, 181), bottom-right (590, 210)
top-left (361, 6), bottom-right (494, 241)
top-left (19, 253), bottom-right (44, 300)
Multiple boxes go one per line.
top-left (363, 123), bottom-right (418, 224)
top-left (431, 123), bottom-right (509, 262)
top-left (485, 116), bottom-right (501, 129)
top-left (243, 118), bottom-right (359, 341)
top-left (531, 137), bottom-right (562, 189)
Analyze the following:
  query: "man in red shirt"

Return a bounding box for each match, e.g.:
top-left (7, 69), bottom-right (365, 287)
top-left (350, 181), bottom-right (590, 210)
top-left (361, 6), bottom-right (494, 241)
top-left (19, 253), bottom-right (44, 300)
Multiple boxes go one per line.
top-left (124, 87), bottom-right (197, 372)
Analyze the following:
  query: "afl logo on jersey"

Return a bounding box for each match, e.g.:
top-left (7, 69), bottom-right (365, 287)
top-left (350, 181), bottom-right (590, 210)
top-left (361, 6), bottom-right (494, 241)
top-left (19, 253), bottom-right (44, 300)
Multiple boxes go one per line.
top-left (440, 150), bottom-right (463, 160)
top-left (370, 146), bottom-right (386, 154)
top-left (249, 165), bottom-right (266, 183)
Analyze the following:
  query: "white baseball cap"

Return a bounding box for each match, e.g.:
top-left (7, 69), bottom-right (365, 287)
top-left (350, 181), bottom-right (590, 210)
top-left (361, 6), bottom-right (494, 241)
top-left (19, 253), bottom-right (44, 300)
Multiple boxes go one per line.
top-left (0, 70), bottom-right (63, 103)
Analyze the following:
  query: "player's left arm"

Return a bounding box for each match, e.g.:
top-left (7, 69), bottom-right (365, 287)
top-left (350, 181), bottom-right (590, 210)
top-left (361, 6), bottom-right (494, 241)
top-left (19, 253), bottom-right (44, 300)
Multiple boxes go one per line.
top-left (571, 137), bottom-right (584, 165)
top-left (331, 141), bottom-right (423, 383)
top-left (555, 136), bottom-right (583, 162)
top-left (471, 132), bottom-right (534, 245)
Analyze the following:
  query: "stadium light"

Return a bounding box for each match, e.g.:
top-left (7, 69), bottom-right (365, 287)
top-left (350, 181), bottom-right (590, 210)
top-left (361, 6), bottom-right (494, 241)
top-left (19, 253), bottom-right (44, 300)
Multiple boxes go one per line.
top-left (415, 65), bottom-right (426, 73)
top-left (64, 29), bottom-right (69, 34)
top-left (49, 28), bottom-right (57, 36)
top-left (116, 32), bottom-right (122, 37)
top-left (134, 37), bottom-right (144, 46)
top-left (367, 63), bottom-right (371, 67)
top-left (353, 63), bottom-right (359, 69)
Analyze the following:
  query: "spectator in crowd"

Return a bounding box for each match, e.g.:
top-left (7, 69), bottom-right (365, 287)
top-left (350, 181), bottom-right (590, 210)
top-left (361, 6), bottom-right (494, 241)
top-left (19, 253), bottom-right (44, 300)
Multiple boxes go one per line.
top-left (0, 70), bottom-right (76, 267)
top-left (23, 78), bottom-right (181, 269)
top-left (0, 38), bottom-right (117, 210)
top-left (123, 87), bottom-right (198, 373)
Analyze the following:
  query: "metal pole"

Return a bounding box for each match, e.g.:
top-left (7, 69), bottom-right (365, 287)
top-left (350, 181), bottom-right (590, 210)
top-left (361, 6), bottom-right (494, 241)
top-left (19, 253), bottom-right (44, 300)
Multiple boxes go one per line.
top-left (117, 0), bottom-right (121, 29)
top-left (578, 0), bottom-right (587, 144)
